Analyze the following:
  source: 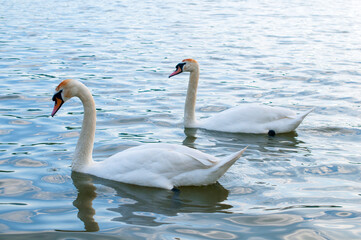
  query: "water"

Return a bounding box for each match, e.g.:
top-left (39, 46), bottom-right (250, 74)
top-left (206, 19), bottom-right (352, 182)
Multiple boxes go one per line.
top-left (1, 0), bottom-right (361, 239)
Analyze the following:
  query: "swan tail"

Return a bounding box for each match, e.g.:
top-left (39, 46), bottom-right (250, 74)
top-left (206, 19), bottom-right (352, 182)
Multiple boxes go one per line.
top-left (284, 108), bottom-right (314, 132)
top-left (214, 147), bottom-right (247, 177)
top-left (299, 108), bottom-right (314, 120)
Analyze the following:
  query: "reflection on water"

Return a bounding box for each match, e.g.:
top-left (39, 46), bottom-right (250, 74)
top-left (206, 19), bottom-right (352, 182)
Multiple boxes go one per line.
top-left (71, 173), bottom-right (99, 232)
top-left (182, 128), bottom-right (199, 148)
top-left (0, 179), bottom-right (39, 197)
top-left (284, 229), bottom-right (327, 240)
top-left (0, 232), bottom-right (127, 240)
top-left (28, 172), bottom-right (358, 239)
top-left (184, 127), bottom-right (303, 151)
top-left (227, 213), bottom-right (303, 226)
top-left (70, 172), bottom-right (230, 229)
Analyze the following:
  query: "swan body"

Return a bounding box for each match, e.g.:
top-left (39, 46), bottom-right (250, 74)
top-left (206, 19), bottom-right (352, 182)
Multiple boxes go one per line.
top-left (199, 104), bottom-right (313, 134)
top-left (169, 59), bottom-right (313, 134)
top-left (51, 79), bottom-right (246, 190)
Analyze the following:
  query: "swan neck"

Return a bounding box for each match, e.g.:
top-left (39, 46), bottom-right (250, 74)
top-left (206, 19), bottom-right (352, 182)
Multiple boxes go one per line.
top-left (184, 68), bottom-right (199, 128)
top-left (73, 84), bottom-right (96, 171)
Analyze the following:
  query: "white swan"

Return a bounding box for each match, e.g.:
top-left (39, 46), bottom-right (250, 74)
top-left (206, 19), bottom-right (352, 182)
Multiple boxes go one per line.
top-left (169, 59), bottom-right (313, 135)
top-left (51, 79), bottom-right (246, 190)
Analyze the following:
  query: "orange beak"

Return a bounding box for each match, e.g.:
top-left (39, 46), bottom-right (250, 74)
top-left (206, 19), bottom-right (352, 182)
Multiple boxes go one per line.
top-left (51, 91), bottom-right (64, 117)
top-left (169, 67), bottom-right (182, 78)
top-left (169, 62), bottom-right (186, 78)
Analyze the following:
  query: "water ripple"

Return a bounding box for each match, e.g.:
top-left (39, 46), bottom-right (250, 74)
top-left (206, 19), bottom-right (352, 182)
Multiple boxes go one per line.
top-left (0, 0), bottom-right (360, 238)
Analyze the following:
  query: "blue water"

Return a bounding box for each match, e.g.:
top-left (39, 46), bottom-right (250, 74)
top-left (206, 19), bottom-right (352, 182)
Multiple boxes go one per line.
top-left (1, 0), bottom-right (361, 239)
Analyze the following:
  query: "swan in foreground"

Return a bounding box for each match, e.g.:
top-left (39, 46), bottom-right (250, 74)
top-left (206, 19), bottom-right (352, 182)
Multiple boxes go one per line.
top-left (169, 59), bottom-right (313, 135)
top-left (51, 79), bottom-right (246, 190)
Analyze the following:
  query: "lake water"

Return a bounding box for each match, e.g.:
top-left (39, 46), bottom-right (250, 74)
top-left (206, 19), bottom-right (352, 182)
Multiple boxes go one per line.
top-left (1, 0), bottom-right (361, 239)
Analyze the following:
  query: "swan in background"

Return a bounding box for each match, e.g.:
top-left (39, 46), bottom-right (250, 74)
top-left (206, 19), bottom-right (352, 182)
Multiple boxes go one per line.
top-left (169, 59), bottom-right (313, 135)
top-left (51, 79), bottom-right (246, 190)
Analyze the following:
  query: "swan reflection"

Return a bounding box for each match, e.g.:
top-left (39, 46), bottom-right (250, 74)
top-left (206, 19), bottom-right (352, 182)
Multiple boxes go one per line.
top-left (71, 172), bottom-right (99, 232)
top-left (71, 171), bottom-right (230, 230)
top-left (184, 127), bottom-right (305, 153)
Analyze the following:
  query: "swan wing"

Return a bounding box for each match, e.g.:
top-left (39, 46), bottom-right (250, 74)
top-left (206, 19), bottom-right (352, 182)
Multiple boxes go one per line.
top-left (85, 143), bottom-right (220, 189)
top-left (207, 104), bottom-right (296, 123)
top-left (200, 104), bottom-right (298, 133)
top-left (122, 143), bottom-right (218, 167)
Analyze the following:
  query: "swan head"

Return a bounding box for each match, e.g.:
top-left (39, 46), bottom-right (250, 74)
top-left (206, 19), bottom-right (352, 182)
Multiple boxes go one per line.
top-left (51, 79), bottom-right (80, 117)
top-left (169, 59), bottom-right (199, 78)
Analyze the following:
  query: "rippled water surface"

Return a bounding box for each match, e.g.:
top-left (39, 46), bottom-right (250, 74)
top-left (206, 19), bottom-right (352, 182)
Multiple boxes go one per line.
top-left (1, 0), bottom-right (361, 239)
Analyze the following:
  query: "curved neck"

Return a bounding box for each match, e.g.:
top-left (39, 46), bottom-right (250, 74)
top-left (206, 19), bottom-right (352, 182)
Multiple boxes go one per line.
top-left (184, 67), bottom-right (199, 128)
top-left (72, 84), bottom-right (96, 171)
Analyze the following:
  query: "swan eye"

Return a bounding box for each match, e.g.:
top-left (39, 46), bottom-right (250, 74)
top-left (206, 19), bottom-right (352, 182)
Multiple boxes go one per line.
top-left (52, 90), bottom-right (63, 102)
top-left (176, 62), bottom-right (186, 69)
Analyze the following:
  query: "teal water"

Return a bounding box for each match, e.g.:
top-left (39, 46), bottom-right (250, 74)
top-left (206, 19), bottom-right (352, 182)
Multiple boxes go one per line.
top-left (1, 0), bottom-right (361, 239)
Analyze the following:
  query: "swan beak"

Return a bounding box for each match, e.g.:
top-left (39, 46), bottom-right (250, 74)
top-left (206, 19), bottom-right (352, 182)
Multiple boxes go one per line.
top-left (169, 67), bottom-right (182, 78)
top-left (169, 63), bottom-right (186, 78)
top-left (51, 92), bottom-right (64, 117)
